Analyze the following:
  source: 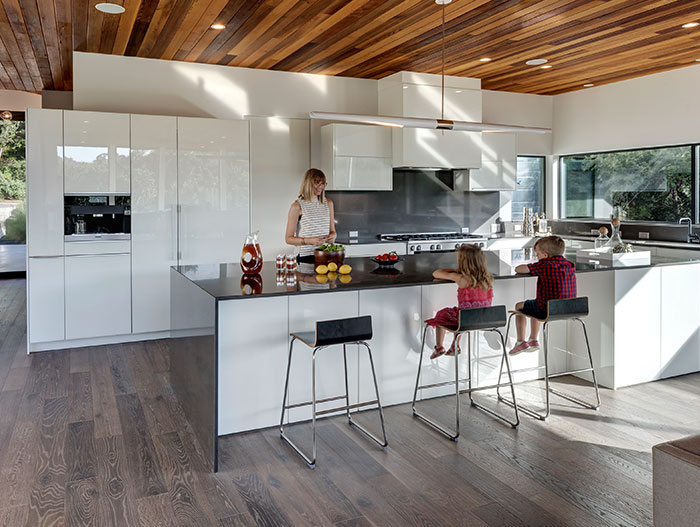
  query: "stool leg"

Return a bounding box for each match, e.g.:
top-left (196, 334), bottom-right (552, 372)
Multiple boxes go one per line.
top-left (280, 339), bottom-right (318, 468)
top-left (412, 326), bottom-right (462, 441)
top-left (542, 322), bottom-right (551, 419)
top-left (547, 318), bottom-right (601, 411)
top-left (348, 342), bottom-right (388, 448)
top-left (411, 324), bottom-right (429, 411)
top-left (279, 337), bottom-right (295, 432)
top-left (496, 313), bottom-right (517, 402)
top-left (343, 344), bottom-right (351, 422)
top-left (468, 329), bottom-right (520, 428)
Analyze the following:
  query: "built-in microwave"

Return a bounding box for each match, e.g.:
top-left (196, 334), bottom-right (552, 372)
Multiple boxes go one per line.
top-left (64, 195), bottom-right (131, 240)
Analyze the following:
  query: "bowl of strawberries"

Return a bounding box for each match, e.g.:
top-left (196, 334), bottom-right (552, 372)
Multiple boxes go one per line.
top-left (371, 251), bottom-right (402, 267)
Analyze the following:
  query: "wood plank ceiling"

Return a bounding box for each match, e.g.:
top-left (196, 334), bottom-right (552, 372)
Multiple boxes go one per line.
top-left (0, 0), bottom-right (699, 96)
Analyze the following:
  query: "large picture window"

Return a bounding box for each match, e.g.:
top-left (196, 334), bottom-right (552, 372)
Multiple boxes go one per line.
top-left (561, 146), bottom-right (693, 222)
top-left (512, 156), bottom-right (545, 221)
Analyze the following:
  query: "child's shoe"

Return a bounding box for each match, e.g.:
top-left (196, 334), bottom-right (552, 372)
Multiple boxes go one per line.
top-left (525, 339), bottom-right (540, 352)
top-left (445, 341), bottom-right (461, 356)
top-left (430, 346), bottom-right (446, 359)
top-left (509, 341), bottom-right (530, 355)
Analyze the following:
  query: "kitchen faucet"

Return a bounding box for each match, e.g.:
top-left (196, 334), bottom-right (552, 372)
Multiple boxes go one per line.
top-left (679, 217), bottom-right (700, 243)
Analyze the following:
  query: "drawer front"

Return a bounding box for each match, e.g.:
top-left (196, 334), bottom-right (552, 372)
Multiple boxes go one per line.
top-left (65, 240), bottom-right (131, 255)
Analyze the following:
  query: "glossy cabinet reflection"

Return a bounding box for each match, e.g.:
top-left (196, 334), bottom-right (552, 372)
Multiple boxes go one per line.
top-left (26, 109), bottom-right (64, 257)
top-left (65, 254), bottom-right (132, 340)
top-left (469, 133), bottom-right (517, 191)
top-left (177, 117), bottom-right (250, 266)
top-left (63, 110), bottom-right (130, 194)
top-left (28, 257), bottom-right (65, 343)
top-left (131, 114), bottom-right (177, 334)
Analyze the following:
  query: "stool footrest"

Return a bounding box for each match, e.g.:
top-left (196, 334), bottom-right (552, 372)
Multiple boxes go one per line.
top-left (316, 399), bottom-right (379, 417)
top-left (284, 394), bottom-right (346, 410)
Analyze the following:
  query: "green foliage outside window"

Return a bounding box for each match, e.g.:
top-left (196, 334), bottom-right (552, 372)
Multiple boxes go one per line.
top-left (563, 146), bottom-right (692, 222)
top-left (0, 120), bottom-right (26, 201)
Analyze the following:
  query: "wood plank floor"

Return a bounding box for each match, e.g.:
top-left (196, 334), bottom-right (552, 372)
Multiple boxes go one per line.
top-left (2, 277), bottom-right (699, 526)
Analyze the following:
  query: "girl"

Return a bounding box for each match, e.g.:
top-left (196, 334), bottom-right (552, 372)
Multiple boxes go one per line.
top-left (426, 244), bottom-right (494, 359)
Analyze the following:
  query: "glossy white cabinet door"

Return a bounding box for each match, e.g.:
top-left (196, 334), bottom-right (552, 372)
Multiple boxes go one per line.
top-left (469, 160), bottom-right (517, 191)
top-left (393, 128), bottom-right (482, 169)
top-left (401, 84), bottom-right (482, 122)
top-left (321, 124), bottom-right (392, 190)
top-left (178, 117), bottom-right (250, 266)
top-left (358, 286), bottom-right (422, 406)
top-left (131, 114), bottom-right (177, 334)
top-left (26, 109), bottom-right (64, 257)
top-left (63, 111), bottom-right (130, 194)
top-left (218, 297), bottom-right (289, 434)
top-left (28, 257), bottom-right (65, 343)
top-left (65, 254), bottom-right (131, 340)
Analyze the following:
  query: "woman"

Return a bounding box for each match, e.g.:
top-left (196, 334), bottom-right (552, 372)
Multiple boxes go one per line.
top-left (285, 168), bottom-right (337, 263)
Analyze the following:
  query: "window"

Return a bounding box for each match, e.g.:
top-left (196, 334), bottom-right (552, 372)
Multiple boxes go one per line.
top-left (512, 156), bottom-right (545, 221)
top-left (561, 146), bottom-right (693, 222)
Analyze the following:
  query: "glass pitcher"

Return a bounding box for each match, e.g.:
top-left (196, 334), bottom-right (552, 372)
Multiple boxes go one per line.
top-left (240, 231), bottom-right (263, 274)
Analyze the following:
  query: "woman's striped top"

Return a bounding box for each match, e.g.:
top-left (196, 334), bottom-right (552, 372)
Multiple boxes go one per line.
top-left (296, 197), bottom-right (330, 257)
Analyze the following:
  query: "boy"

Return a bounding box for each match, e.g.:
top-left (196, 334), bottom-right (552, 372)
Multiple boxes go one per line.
top-left (509, 236), bottom-right (576, 355)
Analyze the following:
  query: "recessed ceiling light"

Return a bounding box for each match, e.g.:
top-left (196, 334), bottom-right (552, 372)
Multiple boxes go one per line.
top-left (211, 23), bottom-right (225, 30)
top-left (540, 65), bottom-right (552, 69)
top-left (1, 110), bottom-right (12, 120)
top-left (95, 2), bottom-right (125, 14)
top-left (583, 83), bottom-right (594, 87)
top-left (479, 58), bottom-right (491, 62)
top-left (525, 59), bottom-right (548, 66)
top-left (697, 58), bottom-right (700, 62)
top-left (682, 22), bottom-right (699, 28)
top-left (434, 0), bottom-right (452, 4)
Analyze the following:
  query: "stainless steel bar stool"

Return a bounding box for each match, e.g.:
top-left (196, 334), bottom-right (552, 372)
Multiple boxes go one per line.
top-left (280, 315), bottom-right (388, 468)
top-left (497, 297), bottom-right (601, 421)
top-left (412, 305), bottom-right (519, 440)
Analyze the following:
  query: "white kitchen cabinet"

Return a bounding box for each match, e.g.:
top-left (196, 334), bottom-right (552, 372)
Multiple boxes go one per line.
top-left (131, 114), bottom-right (177, 334)
top-left (393, 128), bottom-right (482, 169)
top-left (26, 109), bottom-right (64, 257)
top-left (63, 111), bottom-right (130, 194)
top-left (469, 133), bottom-right (517, 191)
top-left (250, 117), bottom-right (310, 260)
top-left (321, 124), bottom-right (392, 190)
top-left (401, 84), bottom-right (482, 121)
top-left (65, 253), bottom-right (132, 340)
top-left (469, 160), bottom-right (516, 191)
top-left (177, 117), bottom-right (250, 266)
top-left (28, 257), bottom-right (65, 344)
top-left (218, 296), bottom-right (289, 434)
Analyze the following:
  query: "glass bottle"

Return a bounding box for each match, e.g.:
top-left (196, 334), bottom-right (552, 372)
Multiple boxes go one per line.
top-left (240, 230), bottom-right (263, 274)
top-left (606, 218), bottom-right (624, 250)
top-left (594, 226), bottom-right (609, 249)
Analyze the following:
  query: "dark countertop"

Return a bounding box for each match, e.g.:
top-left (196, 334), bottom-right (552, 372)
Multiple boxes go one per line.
top-left (173, 249), bottom-right (700, 301)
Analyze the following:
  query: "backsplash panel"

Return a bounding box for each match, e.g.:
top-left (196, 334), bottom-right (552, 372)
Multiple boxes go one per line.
top-left (327, 170), bottom-right (499, 237)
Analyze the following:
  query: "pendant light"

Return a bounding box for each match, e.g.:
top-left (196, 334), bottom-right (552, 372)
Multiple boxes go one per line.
top-left (310, 0), bottom-right (551, 135)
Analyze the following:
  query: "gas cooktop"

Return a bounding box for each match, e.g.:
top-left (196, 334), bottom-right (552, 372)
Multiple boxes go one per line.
top-left (378, 232), bottom-right (485, 242)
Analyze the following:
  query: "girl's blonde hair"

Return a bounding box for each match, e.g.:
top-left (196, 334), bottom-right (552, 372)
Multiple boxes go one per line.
top-left (298, 168), bottom-right (327, 203)
top-left (457, 244), bottom-right (493, 291)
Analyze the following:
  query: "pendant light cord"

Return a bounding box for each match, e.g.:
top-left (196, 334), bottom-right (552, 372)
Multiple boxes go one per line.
top-left (441, 1), bottom-right (445, 122)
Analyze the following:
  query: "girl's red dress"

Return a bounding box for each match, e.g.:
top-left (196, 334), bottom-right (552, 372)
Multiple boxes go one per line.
top-left (426, 285), bottom-right (494, 328)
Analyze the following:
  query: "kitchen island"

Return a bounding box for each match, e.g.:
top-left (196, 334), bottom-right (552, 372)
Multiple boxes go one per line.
top-left (170, 249), bottom-right (700, 470)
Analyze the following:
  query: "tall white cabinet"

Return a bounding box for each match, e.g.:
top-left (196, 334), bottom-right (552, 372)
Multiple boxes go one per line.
top-left (63, 111), bottom-right (130, 194)
top-left (178, 117), bottom-right (250, 266)
top-left (131, 114), bottom-right (177, 334)
top-left (27, 109), bottom-right (251, 352)
top-left (26, 109), bottom-right (65, 344)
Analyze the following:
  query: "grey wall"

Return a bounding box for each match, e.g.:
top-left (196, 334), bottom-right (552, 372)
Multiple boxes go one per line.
top-left (328, 171), bottom-right (499, 237)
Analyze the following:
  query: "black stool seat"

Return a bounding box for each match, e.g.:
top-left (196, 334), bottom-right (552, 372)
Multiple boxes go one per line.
top-left (290, 315), bottom-right (373, 348)
top-left (413, 305), bottom-right (519, 440)
top-left (499, 296), bottom-right (600, 421)
top-left (510, 297), bottom-right (589, 322)
top-left (280, 315), bottom-right (387, 468)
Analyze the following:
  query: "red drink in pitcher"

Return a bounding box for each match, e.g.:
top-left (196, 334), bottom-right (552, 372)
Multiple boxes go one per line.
top-left (240, 231), bottom-right (263, 274)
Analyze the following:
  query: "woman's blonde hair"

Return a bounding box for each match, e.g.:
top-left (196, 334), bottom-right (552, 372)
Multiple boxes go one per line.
top-left (298, 168), bottom-right (327, 203)
top-left (457, 244), bottom-right (493, 291)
